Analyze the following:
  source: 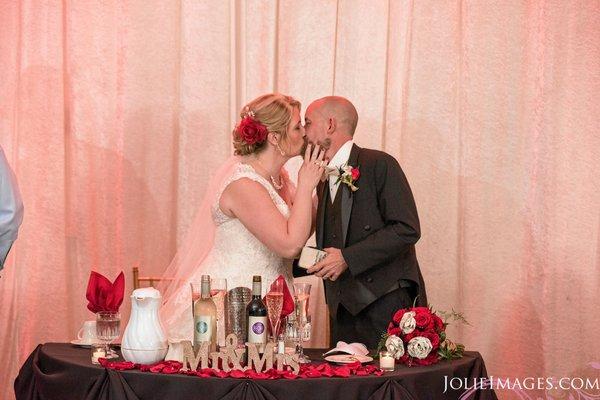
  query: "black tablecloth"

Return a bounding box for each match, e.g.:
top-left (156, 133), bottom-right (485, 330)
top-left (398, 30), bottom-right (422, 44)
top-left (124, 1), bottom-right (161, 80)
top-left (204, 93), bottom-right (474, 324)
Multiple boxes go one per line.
top-left (15, 343), bottom-right (497, 400)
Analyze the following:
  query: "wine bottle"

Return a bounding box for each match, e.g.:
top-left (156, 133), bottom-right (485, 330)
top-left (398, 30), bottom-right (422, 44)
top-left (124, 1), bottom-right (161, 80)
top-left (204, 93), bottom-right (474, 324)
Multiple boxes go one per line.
top-left (246, 275), bottom-right (268, 353)
top-left (193, 275), bottom-right (217, 352)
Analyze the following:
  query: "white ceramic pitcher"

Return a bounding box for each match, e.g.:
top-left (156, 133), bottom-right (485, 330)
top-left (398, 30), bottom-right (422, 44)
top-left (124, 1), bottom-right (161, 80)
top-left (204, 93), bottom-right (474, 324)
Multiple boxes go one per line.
top-left (121, 287), bottom-right (168, 364)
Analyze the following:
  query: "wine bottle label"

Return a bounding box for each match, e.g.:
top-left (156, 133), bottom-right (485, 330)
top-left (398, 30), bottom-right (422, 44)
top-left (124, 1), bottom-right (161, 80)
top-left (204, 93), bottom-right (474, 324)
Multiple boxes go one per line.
top-left (248, 316), bottom-right (267, 344)
top-left (194, 315), bottom-right (213, 342)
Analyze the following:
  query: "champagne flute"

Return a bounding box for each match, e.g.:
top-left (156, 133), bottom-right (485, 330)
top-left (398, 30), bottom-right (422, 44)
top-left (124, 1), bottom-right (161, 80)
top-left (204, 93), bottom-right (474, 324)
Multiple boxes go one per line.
top-left (303, 315), bottom-right (311, 342)
top-left (265, 280), bottom-right (284, 346)
top-left (96, 311), bottom-right (121, 359)
top-left (293, 283), bottom-right (311, 363)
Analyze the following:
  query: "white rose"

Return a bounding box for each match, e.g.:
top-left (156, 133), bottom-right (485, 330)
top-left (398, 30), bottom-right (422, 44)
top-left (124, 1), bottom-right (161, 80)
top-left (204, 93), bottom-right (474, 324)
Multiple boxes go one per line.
top-left (385, 335), bottom-right (405, 359)
top-left (399, 311), bottom-right (416, 334)
top-left (343, 165), bottom-right (353, 175)
top-left (407, 336), bottom-right (433, 359)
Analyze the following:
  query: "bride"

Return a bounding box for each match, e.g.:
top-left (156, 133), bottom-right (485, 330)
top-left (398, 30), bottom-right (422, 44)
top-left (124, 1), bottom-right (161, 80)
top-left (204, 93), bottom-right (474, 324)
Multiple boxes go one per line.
top-left (159, 93), bottom-right (325, 340)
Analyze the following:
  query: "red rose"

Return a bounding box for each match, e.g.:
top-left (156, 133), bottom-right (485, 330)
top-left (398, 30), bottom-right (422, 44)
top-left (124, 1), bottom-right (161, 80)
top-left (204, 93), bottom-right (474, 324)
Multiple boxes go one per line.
top-left (392, 309), bottom-right (407, 324)
top-left (388, 326), bottom-right (401, 336)
top-left (414, 310), bottom-right (434, 330)
top-left (237, 116), bottom-right (269, 145)
top-left (413, 351), bottom-right (439, 366)
top-left (399, 353), bottom-right (410, 364)
top-left (351, 167), bottom-right (360, 180)
top-left (433, 314), bottom-right (444, 332)
top-left (420, 330), bottom-right (440, 349)
top-left (403, 330), bottom-right (420, 342)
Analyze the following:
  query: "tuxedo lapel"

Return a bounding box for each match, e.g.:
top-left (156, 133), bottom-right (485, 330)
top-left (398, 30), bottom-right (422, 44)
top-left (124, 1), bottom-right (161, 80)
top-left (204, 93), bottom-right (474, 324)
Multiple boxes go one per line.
top-left (316, 180), bottom-right (328, 249)
top-left (341, 144), bottom-right (360, 246)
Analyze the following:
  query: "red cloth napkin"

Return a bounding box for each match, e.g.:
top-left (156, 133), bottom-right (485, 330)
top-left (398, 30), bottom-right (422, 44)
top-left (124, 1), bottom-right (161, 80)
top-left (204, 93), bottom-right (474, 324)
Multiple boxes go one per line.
top-left (86, 271), bottom-right (125, 313)
top-left (263, 275), bottom-right (295, 318)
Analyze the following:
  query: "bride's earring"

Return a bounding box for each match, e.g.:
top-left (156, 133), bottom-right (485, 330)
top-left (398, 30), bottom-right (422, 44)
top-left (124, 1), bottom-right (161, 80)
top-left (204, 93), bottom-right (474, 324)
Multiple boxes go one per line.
top-left (275, 142), bottom-right (286, 156)
top-left (273, 134), bottom-right (286, 156)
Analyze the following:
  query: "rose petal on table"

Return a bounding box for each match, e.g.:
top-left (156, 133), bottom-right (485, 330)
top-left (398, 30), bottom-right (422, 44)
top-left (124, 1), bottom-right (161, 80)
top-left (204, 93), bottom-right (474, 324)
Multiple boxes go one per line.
top-left (333, 366), bottom-right (351, 378)
top-left (229, 369), bottom-right (246, 379)
top-left (213, 370), bottom-right (229, 378)
top-left (282, 370), bottom-right (300, 379)
top-left (246, 369), bottom-right (270, 379)
top-left (302, 368), bottom-right (322, 378)
top-left (346, 361), bottom-right (362, 372)
top-left (149, 363), bottom-right (167, 373)
top-left (162, 365), bottom-right (181, 374)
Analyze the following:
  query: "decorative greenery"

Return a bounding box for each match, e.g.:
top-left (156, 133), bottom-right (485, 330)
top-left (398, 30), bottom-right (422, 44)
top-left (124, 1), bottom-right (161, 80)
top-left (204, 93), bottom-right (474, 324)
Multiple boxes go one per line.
top-left (438, 340), bottom-right (465, 361)
top-left (373, 332), bottom-right (389, 359)
top-left (435, 308), bottom-right (471, 327)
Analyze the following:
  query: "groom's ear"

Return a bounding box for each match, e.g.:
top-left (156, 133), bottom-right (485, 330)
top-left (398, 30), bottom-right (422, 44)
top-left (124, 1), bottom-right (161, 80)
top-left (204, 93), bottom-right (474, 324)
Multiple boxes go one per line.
top-left (327, 117), bottom-right (337, 135)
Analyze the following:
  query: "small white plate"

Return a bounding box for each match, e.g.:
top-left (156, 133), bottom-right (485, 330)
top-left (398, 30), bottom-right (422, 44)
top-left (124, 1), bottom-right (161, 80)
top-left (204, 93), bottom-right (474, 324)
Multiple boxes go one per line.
top-left (70, 339), bottom-right (120, 348)
top-left (324, 354), bottom-right (373, 364)
top-left (70, 339), bottom-right (94, 347)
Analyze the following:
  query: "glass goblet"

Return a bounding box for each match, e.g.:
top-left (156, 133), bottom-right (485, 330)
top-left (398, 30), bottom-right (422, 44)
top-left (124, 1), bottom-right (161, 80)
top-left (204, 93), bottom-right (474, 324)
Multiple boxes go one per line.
top-left (96, 311), bottom-right (120, 359)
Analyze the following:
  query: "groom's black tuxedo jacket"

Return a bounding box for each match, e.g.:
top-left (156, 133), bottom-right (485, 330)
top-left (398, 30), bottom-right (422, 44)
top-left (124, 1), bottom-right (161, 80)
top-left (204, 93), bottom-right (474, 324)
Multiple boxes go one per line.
top-left (294, 144), bottom-right (427, 318)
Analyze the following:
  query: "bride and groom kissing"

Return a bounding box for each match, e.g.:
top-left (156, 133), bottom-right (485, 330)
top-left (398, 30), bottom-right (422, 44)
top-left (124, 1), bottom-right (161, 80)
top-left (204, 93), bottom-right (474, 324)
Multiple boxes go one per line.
top-left (160, 93), bottom-right (427, 349)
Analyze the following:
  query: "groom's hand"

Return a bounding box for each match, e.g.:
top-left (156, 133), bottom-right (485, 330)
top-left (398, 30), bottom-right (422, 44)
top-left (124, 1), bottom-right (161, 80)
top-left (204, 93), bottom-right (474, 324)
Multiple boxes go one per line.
top-left (307, 248), bottom-right (348, 281)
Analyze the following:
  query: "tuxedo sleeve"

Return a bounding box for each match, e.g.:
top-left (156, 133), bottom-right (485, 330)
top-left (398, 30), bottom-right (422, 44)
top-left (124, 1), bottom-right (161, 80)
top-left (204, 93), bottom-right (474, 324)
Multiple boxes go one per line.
top-left (341, 155), bottom-right (420, 277)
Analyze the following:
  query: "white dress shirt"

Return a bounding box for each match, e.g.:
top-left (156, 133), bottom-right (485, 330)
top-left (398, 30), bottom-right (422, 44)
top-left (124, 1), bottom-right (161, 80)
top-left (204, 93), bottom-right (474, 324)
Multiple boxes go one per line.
top-left (0, 147), bottom-right (24, 270)
top-left (327, 140), bottom-right (354, 201)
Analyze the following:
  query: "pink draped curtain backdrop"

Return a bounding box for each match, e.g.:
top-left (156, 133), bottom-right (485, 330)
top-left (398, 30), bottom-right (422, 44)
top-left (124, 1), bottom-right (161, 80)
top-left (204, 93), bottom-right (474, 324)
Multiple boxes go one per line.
top-left (1, 1), bottom-right (599, 399)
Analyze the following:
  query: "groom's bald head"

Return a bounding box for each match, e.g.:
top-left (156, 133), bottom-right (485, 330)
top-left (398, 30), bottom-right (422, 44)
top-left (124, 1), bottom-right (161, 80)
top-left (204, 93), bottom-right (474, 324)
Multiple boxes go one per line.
top-left (311, 96), bottom-right (358, 136)
top-left (304, 96), bottom-right (358, 158)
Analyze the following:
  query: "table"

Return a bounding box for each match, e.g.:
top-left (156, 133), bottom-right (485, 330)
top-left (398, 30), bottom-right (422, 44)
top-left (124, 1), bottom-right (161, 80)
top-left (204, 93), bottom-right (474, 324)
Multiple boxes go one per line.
top-left (15, 343), bottom-right (497, 400)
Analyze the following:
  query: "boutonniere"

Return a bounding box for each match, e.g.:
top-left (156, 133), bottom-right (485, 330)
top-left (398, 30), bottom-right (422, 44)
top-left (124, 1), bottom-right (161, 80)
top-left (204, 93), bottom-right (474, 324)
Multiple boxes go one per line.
top-left (333, 164), bottom-right (360, 192)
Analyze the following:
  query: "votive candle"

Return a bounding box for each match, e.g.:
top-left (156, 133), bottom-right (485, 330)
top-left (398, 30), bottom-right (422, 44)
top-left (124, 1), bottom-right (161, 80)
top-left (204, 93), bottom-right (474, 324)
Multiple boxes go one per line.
top-left (91, 344), bottom-right (106, 365)
top-left (379, 351), bottom-right (395, 371)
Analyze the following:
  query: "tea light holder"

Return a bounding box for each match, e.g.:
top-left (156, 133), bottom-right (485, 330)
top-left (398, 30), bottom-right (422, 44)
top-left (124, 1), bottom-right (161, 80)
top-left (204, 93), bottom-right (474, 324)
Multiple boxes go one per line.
top-left (379, 350), bottom-right (395, 372)
top-left (91, 343), bottom-right (107, 365)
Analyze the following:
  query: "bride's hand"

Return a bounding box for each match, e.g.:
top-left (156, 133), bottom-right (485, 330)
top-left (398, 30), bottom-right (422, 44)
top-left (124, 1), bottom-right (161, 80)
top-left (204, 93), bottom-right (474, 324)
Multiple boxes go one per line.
top-left (298, 144), bottom-right (326, 193)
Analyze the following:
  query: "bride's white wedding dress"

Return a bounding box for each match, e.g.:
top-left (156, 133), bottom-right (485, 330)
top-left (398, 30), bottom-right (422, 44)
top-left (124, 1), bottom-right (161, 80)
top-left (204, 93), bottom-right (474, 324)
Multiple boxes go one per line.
top-left (160, 162), bottom-right (293, 340)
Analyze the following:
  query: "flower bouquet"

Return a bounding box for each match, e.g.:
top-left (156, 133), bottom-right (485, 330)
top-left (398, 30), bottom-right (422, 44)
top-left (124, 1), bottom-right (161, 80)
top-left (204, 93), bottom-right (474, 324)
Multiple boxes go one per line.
top-left (375, 305), bottom-right (468, 367)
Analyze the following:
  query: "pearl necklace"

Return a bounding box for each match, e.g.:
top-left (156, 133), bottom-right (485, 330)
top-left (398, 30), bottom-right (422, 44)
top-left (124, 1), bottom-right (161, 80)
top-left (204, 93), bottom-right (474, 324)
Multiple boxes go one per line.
top-left (270, 176), bottom-right (283, 190)
top-left (254, 160), bottom-right (283, 190)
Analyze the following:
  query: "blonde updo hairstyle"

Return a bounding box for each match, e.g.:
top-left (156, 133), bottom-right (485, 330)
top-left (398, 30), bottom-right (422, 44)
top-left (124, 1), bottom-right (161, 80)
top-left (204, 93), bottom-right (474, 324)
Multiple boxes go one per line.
top-left (233, 93), bottom-right (301, 156)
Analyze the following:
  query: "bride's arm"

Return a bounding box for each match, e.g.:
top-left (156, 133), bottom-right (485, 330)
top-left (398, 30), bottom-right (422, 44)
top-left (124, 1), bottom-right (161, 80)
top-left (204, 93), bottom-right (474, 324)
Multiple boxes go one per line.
top-left (221, 179), bottom-right (312, 258)
top-left (220, 146), bottom-right (324, 259)
top-left (310, 193), bottom-right (318, 235)
top-left (280, 168), bottom-right (318, 235)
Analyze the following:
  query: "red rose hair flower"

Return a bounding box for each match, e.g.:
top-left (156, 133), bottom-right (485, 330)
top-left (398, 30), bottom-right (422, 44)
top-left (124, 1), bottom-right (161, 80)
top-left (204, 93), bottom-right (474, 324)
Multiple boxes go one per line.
top-left (237, 116), bottom-right (269, 145)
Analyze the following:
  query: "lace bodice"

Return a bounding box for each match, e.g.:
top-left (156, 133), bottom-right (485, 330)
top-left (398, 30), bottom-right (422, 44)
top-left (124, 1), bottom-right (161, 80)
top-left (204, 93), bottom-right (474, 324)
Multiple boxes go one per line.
top-left (206, 163), bottom-right (292, 288)
top-left (212, 163), bottom-right (290, 224)
top-left (161, 163), bottom-right (292, 340)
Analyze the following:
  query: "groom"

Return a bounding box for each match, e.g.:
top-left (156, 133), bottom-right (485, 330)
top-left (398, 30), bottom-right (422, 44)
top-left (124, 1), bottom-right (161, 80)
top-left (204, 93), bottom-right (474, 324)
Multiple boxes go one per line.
top-left (294, 96), bottom-right (427, 349)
